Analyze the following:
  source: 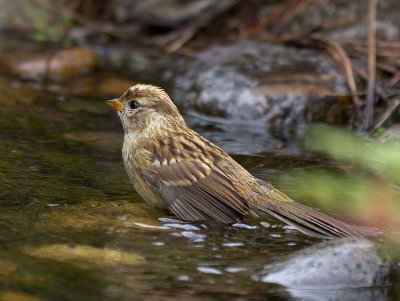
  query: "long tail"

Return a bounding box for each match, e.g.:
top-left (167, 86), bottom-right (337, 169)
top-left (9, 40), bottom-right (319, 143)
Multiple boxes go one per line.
top-left (250, 181), bottom-right (378, 239)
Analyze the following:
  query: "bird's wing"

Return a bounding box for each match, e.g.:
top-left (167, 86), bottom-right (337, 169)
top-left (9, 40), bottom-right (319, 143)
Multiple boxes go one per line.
top-left (143, 151), bottom-right (248, 224)
top-left (215, 160), bottom-right (378, 239)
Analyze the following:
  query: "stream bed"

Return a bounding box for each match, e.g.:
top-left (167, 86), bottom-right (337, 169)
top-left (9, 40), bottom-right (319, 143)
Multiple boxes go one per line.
top-left (0, 36), bottom-right (399, 301)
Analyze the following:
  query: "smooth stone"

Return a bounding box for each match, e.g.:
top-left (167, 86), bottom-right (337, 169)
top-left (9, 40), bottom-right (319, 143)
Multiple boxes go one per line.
top-left (254, 238), bottom-right (390, 289)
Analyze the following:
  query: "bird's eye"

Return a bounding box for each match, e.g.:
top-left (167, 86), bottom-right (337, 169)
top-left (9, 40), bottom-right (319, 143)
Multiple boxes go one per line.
top-left (129, 100), bottom-right (140, 110)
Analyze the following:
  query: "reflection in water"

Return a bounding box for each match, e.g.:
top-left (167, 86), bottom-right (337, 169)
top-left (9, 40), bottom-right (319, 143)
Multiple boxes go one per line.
top-left (285, 288), bottom-right (388, 301)
top-left (186, 111), bottom-right (295, 155)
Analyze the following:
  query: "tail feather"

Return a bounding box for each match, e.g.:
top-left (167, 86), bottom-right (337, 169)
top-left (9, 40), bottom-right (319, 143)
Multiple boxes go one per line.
top-left (251, 183), bottom-right (378, 239)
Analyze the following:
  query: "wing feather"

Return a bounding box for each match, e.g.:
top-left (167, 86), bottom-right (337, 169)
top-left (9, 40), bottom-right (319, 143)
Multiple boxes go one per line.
top-left (144, 150), bottom-right (248, 223)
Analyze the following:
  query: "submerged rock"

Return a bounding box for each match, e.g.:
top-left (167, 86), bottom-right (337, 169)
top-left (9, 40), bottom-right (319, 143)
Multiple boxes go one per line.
top-left (22, 244), bottom-right (145, 268)
top-left (173, 40), bottom-right (349, 133)
top-left (254, 238), bottom-right (390, 289)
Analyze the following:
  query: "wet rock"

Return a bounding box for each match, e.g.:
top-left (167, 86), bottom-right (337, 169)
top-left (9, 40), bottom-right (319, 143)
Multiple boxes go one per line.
top-left (173, 40), bottom-right (349, 132)
top-left (114, 0), bottom-right (235, 28)
top-left (254, 238), bottom-right (390, 289)
top-left (0, 48), bottom-right (98, 82)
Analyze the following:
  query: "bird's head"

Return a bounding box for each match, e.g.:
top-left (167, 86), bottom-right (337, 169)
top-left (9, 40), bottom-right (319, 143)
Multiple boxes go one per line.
top-left (106, 84), bottom-right (185, 135)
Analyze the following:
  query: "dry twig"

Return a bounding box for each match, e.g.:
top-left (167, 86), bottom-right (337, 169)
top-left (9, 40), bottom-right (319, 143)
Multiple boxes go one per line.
top-left (385, 73), bottom-right (400, 91)
top-left (272, 0), bottom-right (319, 36)
top-left (310, 37), bottom-right (362, 111)
top-left (370, 98), bottom-right (400, 133)
top-left (364, 0), bottom-right (378, 130)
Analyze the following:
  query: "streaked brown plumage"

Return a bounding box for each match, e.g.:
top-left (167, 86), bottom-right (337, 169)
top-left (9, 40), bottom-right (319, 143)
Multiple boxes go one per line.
top-left (107, 84), bottom-right (375, 239)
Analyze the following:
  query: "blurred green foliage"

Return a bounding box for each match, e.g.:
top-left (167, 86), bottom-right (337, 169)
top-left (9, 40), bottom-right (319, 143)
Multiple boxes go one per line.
top-left (306, 126), bottom-right (400, 183)
top-left (31, 17), bottom-right (72, 43)
top-left (278, 125), bottom-right (400, 228)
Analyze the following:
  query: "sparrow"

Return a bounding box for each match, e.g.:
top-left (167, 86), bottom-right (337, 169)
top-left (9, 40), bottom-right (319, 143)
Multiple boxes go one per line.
top-left (106, 84), bottom-right (375, 239)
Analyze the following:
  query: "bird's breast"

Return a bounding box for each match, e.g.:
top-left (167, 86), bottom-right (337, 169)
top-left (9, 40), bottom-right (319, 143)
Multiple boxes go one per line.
top-left (122, 135), bottom-right (166, 209)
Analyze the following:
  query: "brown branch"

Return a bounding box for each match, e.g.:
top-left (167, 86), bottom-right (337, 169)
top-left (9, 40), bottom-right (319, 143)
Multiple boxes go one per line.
top-left (311, 37), bottom-right (362, 111)
top-left (353, 64), bottom-right (389, 102)
top-left (364, 0), bottom-right (378, 129)
top-left (385, 73), bottom-right (400, 90)
top-left (272, 0), bottom-right (320, 36)
top-left (245, 1), bottom-right (289, 37)
top-left (316, 15), bottom-right (356, 32)
top-left (369, 98), bottom-right (400, 133)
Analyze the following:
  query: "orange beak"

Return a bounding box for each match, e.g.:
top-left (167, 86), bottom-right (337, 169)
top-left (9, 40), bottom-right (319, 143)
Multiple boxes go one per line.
top-left (106, 99), bottom-right (123, 112)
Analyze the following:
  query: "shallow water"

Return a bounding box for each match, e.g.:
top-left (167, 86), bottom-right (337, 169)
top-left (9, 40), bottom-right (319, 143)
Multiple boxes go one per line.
top-left (0, 61), bottom-right (399, 300)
